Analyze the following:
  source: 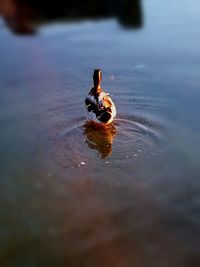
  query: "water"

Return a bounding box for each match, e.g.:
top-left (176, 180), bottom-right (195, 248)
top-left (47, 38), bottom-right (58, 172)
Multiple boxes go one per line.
top-left (0, 0), bottom-right (200, 266)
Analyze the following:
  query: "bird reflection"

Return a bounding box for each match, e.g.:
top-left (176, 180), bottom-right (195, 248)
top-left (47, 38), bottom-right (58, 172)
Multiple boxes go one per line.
top-left (84, 122), bottom-right (116, 159)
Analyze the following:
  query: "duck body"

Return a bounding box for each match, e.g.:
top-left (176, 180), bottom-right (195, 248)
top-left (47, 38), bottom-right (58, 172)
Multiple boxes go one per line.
top-left (85, 70), bottom-right (116, 125)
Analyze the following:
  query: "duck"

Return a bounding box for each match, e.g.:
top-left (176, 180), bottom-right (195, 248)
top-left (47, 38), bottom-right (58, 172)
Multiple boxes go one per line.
top-left (85, 69), bottom-right (116, 124)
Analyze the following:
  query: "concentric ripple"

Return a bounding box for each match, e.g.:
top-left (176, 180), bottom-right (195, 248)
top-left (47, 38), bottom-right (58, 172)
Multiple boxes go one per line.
top-left (45, 111), bottom-right (163, 167)
top-left (114, 117), bottom-right (160, 144)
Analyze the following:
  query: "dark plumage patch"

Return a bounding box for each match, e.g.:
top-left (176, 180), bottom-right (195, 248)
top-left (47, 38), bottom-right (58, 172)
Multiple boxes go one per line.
top-left (97, 110), bottom-right (112, 123)
top-left (85, 98), bottom-right (98, 113)
top-left (85, 95), bottom-right (113, 123)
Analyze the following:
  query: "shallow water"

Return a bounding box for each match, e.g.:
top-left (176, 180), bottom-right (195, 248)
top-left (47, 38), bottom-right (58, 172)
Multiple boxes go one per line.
top-left (0, 0), bottom-right (200, 266)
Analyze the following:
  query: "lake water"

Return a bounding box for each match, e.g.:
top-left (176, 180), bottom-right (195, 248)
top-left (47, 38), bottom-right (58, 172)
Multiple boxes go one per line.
top-left (0, 0), bottom-right (200, 266)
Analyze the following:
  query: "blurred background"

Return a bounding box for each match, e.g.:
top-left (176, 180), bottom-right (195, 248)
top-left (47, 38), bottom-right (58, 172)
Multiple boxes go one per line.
top-left (0, 0), bottom-right (142, 33)
top-left (0, 0), bottom-right (200, 267)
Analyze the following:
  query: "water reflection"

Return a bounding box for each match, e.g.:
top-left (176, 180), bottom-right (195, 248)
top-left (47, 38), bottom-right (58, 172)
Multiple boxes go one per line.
top-left (0, 0), bottom-right (142, 34)
top-left (84, 122), bottom-right (116, 159)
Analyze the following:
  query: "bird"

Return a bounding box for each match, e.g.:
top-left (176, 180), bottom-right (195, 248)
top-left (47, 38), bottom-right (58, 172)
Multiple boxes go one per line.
top-left (85, 69), bottom-right (116, 125)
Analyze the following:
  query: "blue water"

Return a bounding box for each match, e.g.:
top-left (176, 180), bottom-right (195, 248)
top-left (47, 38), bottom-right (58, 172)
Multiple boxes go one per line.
top-left (0, 0), bottom-right (200, 266)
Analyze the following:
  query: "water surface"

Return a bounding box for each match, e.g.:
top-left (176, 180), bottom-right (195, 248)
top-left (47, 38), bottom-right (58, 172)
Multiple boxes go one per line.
top-left (0, 0), bottom-right (200, 266)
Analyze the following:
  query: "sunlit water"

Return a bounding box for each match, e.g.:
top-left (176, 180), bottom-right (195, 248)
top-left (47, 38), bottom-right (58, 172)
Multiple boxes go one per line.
top-left (0, 0), bottom-right (200, 266)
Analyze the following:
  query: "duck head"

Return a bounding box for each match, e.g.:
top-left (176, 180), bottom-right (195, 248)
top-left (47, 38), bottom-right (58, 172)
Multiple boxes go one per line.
top-left (93, 69), bottom-right (102, 89)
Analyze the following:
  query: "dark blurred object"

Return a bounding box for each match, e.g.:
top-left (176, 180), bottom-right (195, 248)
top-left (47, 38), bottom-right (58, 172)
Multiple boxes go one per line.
top-left (0, 0), bottom-right (142, 34)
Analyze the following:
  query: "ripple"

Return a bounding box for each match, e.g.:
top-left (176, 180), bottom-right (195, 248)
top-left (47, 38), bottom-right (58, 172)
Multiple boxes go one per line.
top-left (44, 105), bottom-right (163, 169)
top-left (57, 116), bottom-right (86, 137)
top-left (114, 116), bottom-right (161, 144)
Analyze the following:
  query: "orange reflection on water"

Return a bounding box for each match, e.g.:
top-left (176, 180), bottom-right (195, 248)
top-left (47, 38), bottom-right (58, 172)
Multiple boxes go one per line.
top-left (84, 122), bottom-right (116, 159)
